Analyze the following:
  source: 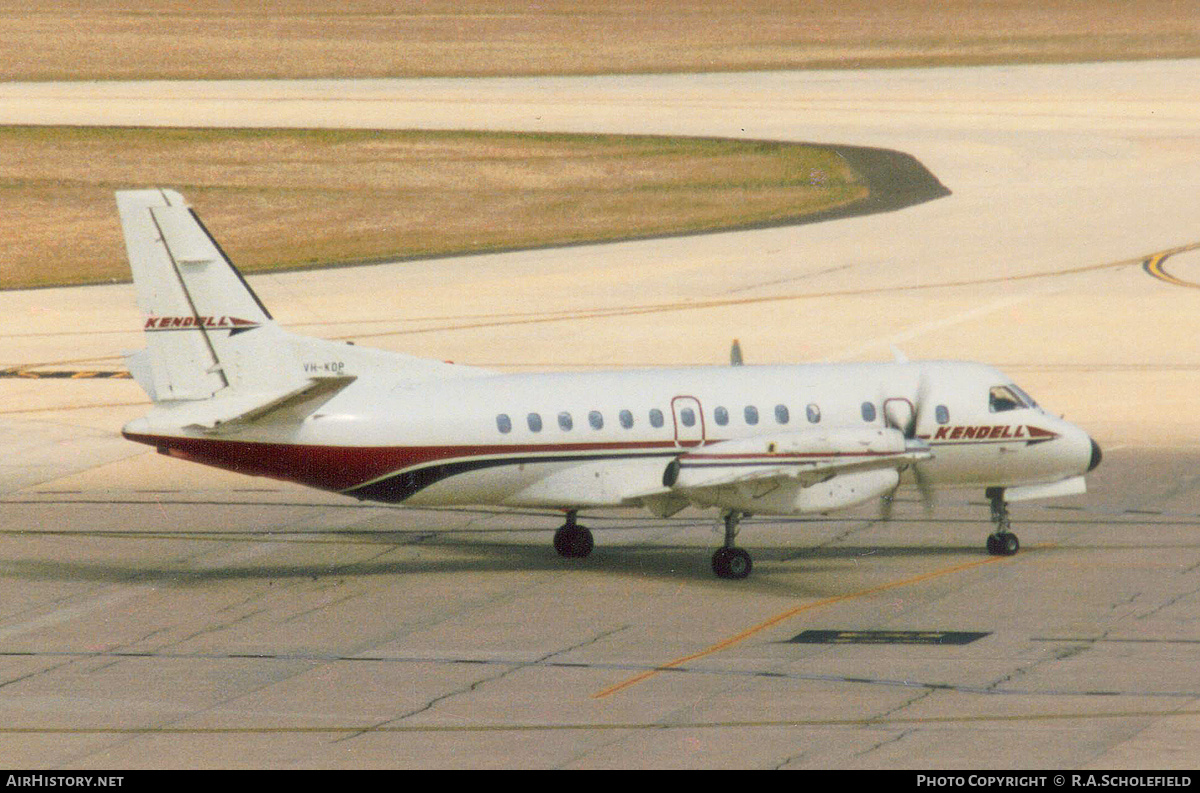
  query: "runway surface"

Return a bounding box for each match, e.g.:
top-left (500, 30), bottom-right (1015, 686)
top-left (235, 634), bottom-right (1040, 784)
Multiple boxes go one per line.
top-left (2, 61), bottom-right (1200, 768)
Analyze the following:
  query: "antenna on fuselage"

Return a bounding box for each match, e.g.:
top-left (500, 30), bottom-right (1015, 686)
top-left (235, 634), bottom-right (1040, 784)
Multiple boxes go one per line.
top-left (730, 339), bottom-right (744, 366)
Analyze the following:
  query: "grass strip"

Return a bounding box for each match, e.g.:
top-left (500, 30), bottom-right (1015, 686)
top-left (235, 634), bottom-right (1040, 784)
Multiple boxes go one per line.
top-left (0, 127), bottom-right (866, 290)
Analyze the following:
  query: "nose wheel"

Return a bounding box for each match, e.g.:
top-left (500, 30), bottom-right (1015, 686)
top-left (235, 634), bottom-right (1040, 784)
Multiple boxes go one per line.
top-left (985, 487), bottom-right (1020, 556)
top-left (711, 510), bottom-right (753, 579)
top-left (553, 511), bottom-right (594, 558)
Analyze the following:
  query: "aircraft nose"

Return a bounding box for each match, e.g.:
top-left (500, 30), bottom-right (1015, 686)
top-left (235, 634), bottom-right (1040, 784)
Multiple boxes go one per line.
top-left (1088, 437), bottom-right (1102, 472)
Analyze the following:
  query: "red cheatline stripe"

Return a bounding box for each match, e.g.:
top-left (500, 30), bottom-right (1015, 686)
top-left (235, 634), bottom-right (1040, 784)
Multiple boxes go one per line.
top-left (123, 432), bottom-right (685, 493)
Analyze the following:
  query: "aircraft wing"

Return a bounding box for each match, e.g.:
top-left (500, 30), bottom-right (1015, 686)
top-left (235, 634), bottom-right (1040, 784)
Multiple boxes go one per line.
top-left (502, 427), bottom-right (930, 515)
top-left (503, 456), bottom-right (673, 508)
top-left (665, 427), bottom-right (930, 491)
top-left (665, 427), bottom-right (931, 516)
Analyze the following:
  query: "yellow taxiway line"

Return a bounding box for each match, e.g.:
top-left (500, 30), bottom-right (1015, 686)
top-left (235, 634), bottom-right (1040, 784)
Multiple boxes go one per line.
top-left (592, 552), bottom-right (1017, 700)
top-left (1143, 250), bottom-right (1200, 290)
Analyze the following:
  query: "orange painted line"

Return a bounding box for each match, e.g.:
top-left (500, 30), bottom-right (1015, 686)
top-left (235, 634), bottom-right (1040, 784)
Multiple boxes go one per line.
top-left (592, 554), bottom-right (1010, 700)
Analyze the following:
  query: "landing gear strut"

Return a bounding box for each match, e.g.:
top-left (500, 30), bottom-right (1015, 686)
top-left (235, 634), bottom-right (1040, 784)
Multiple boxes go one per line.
top-left (553, 510), bottom-right (594, 558)
top-left (711, 510), bottom-right (753, 579)
top-left (985, 487), bottom-right (1020, 556)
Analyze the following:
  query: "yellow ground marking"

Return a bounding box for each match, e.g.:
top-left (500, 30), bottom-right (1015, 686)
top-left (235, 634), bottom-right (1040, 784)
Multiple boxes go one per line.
top-left (1143, 251), bottom-right (1200, 290)
top-left (340, 241), bottom-right (1200, 341)
top-left (592, 552), bottom-right (1019, 699)
top-left (0, 400), bottom-right (148, 415)
top-left (0, 370), bottom-right (131, 379)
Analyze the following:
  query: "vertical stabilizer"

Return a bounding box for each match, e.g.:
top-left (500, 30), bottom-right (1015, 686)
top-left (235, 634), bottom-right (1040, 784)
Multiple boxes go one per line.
top-left (116, 189), bottom-right (280, 402)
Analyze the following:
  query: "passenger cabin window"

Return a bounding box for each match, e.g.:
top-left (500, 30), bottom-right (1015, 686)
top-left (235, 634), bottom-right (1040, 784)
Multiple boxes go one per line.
top-left (935, 405), bottom-right (950, 424)
top-left (588, 410), bottom-right (604, 430)
top-left (680, 407), bottom-right (696, 427)
top-left (527, 413), bottom-right (543, 432)
top-left (649, 408), bottom-right (664, 428)
top-left (861, 401), bottom-right (877, 422)
top-left (775, 404), bottom-right (790, 424)
top-left (558, 411), bottom-right (573, 431)
top-left (714, 406), bottom-right (729, 426)
top-left (619, 409), bottom-right (634, 429)
top-left (744, 405), bottom-right (759, 425)
top-left (496, 414), bottom-right (512, 434)
top-left (989, 385), bottom-right (1029, 413)
top-left (806, 403), bottom-right (821, 423)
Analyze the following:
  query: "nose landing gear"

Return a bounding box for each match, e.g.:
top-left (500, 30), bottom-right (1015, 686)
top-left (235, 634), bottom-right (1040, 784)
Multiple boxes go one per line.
top-left (985, 487), bottom-right (1020, 556)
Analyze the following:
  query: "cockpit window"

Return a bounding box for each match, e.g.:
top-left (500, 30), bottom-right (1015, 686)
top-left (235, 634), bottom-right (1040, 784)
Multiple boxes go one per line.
top-left (1010, 384), bottom-right (1038, 408)
top-left (989, 385), bottom-right (1031, 413)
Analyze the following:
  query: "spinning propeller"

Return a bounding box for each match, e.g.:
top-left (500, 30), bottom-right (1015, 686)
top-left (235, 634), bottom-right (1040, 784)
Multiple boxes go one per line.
top-left (880, 373), bottom-right (935, 520)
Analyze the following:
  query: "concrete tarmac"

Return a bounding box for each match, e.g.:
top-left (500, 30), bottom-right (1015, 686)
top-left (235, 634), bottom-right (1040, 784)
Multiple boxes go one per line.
top-left (2, 61), bottom-right (1199, 768)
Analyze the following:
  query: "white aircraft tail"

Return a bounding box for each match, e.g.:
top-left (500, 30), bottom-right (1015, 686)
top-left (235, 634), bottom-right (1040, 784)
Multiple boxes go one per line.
top-left (118, 189), bottom-right (486, 430)
top-left (117, 188), bottom-right (293, 402)
top-left (115, 185), bottom-right (482, 429)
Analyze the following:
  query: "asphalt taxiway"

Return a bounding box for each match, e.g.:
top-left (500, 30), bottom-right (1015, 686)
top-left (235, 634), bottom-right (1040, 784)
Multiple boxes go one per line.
top-left (2, 60), bottom-right (1199, 768)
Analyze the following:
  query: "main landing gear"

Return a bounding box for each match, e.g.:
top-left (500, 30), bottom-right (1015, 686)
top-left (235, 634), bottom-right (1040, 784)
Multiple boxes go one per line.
top-left (985, 487), bottom-right (1020, 556)
top-left (553, 510), bottom-right (594, 559)
top-left (712, 510), bottom-right (753, 580)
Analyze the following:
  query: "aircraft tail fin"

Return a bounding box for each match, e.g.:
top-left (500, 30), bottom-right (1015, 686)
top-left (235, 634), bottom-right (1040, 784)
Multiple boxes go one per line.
top-left (118, 188), bottom-right (491, 416)
top-left (117, 189), bottom-right (289, 402)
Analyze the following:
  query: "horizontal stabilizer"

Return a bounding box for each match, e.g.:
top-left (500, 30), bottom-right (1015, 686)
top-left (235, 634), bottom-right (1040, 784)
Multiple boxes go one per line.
top-left (126, 375), bottom-right (358, 434)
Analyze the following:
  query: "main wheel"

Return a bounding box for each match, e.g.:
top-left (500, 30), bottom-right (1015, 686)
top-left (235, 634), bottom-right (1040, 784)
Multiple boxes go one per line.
top-left (987, 532), bottom-right (1019, 556)
top-left (553, 525), bottom-right (594, 558)
top-left (712, 547), bottom-right (753, 579)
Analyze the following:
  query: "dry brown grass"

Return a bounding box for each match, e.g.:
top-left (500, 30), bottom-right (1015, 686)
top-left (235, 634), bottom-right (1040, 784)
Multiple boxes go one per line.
top-left (3, 2), bottom-right (1186, 290)
top-left (0, 127), bottom-right (864, 289)
top-left (2, 1), bottom-right (1198, 81)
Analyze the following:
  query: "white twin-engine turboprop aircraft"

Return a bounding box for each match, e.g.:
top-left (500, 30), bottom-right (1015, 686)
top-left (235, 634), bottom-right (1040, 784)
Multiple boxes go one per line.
top-left (116, 189), bottom-right (1102, 579)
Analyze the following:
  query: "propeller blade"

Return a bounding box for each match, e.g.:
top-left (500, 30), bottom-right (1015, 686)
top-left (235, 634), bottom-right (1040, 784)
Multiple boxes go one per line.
top-left (879, 486), bottom-right (898, 521)
top-left (914, 462), bottom-right (935, 514)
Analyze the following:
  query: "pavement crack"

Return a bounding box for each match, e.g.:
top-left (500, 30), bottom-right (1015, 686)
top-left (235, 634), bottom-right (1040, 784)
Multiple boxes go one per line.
top-left (856, 727), bottom-right (916, 758)
top-left (337, 625), bottom-right (631, 744)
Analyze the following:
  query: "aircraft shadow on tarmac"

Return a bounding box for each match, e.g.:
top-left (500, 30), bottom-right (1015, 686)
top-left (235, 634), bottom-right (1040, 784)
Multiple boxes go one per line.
top-left (0, 537), bottom-right (992, 593)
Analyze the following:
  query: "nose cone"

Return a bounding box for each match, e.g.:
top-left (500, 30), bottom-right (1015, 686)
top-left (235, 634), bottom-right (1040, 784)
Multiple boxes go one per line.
top-left (1088, 437), bottom-right (1103, 472)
